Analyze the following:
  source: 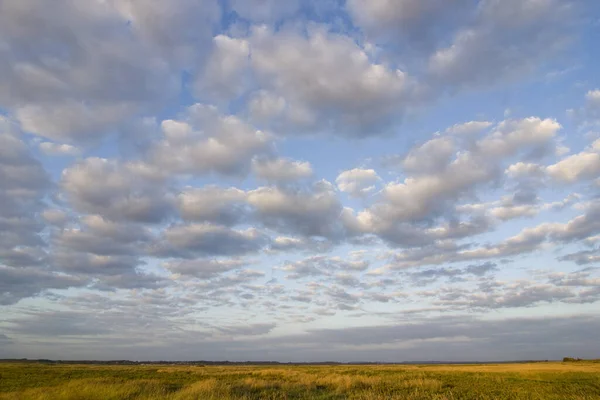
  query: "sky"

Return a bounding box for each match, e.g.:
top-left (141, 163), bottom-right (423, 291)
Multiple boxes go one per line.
top-left (1, 0), bottom-right (600, 363)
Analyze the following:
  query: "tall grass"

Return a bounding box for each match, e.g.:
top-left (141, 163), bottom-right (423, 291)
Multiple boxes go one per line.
top-left (1, 362), bottom-right (599, 399)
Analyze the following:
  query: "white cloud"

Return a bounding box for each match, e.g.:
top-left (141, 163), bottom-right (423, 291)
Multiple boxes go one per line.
top-left (475, 117), bottom-right (561, 159)
top-left (547, 140), bottom-right (600, 183)
top-left (402, 136), bottom-right (455, 174)
top-left (506, 162), bottom-right (546, 178)
top-left (196, 35), bottom-right (250, 101)
top-left (445, 121), bottom-right (493, 136)
top-left (246, 182), bottom-right (346, 239)
top-left (248, 26), bottom-right (413, 137)
top-left (177, 186), bottom-right (248, 225)
top-left (148, 104), bottom-right (272, 176)
top-left (38, 142), bottom-right (81, 156)
top-left (336, 168), bottom-right (381, 198)
top-left (252, 158), bottom-right (313, 183)
top-left (17, 102), bottom-right (137, 144)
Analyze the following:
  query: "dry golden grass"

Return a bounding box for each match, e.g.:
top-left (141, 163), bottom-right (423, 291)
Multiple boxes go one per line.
top-left (1, 362), bottom-right (599, 399)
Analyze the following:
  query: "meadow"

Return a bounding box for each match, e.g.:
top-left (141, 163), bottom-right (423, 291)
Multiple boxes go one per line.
top-left (1, 361), bottom-right (600, 399)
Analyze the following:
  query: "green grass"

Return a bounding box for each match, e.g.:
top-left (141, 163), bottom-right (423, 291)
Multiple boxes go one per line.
top-left (1, 362), bottom-right (600, 399)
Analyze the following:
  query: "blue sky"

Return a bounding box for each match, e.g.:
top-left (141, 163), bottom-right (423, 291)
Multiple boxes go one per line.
top-left (1, 0), bottom-right (600, 362)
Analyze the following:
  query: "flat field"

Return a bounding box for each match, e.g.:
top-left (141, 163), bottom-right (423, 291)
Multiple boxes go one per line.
top-left (1, 361), bottom-right (600, 399)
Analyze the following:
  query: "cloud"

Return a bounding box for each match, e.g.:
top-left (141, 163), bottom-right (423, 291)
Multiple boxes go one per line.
top-left (42, 209), bottom-right (70, 226)
top-left (506, 162), bottom-right (546, 178)
top-left (585, 89), bottom-right (600, 118)
top-left (196, 35), bottom-right (251, 101)
top-left (559, 250), bottom-right (600, 265)
top-left (147, 104), bottom-right (273, 176)
top-left (6, 310), bottom-right (113, 336)
top-left (111, 0), bottom-right (220, 66)
top-left (49, 216), bottom-right (152, 276)
top-left (428, 271), bottom-right (600, 309)
top-left (406, 262), bottom-right (497, 286)
top-left (6, 312), bottom-right (600, 362)
top-left (547, 139), bottom-right (600, 183)
top-left (177, 186), bottom-right (248, 225)
top-left (348, 0), bottom-right (472, 51)
top-left (247, 26), bottom-right (414, 137)
top-left (336, 168), bottom-right (380, 198)
top-left (402, 136), bottom-right (456, 174)
top-left (268, 236), bottom-right (332, 253)
top-left (348, 117), bottom-right (561, 246)
top-left (230, 0), bottom-right (300, 22)
top-left (428, 0), bottom-right (572, 88)
top-left (387, 200), bottom-right (600, 268)
top-left (279, 255), bottom-right (369, 280)
top-left (217, 322), bottom-right (276, 337)
top-left (247, 182), bottom-right (346, 239)
top-left (38, 142), bottom-right (81, 156)
top-left (0, 266), bottom-right (86, 305)
top-left (0, 333), bottom-right (11, 345)
top-left (252, 157), bottom-right (313, 183)
top-left (61, 158), bottom-right (172, 223)
top-left (152, 223), bottom-right (269, 258)
top-left (0, 0), bottom-right (221, 144)
top-left (0, 127), bottom-right (51, 269)
top-left (164, 258), bottom-right (247, 279)
top-left (445, 121), bottom-right (493, 136)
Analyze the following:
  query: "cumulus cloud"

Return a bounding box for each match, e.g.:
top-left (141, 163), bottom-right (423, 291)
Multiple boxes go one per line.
top-left (177, 186), bottom-right (248, 225)
top-left (42, 209), bottom-right (70, 226)
top-left (164, 258), bottom-right (247, 279)
top-left (247, 26), bottom-right (414, 137)
top-left (348, 0), bottom-right (472, 51)
top-left (349, 117), bottom-right (561, 246)
top-left (196, 35), bottom-right (250, 101)
top-left (428, 0), bottom-right (572, 88)
top-left (445, 121), bottom-right (493, 136)
top-left (147, 104), bottom-right (272, 176)
top-left (0, 127), bottom-right (51, 269)
top-left (402, 136), bottom-right (455, 174)
top-left (547, 139), bottom-right (600, 183)
top-left (268, 236), bottom-right (332, 253)
top-left (252, 157), bottom-right (313, 183)
top-left (61, 158), bottom-right (172, 223)
top-left (0, 0), bottom-right (222, 144)
top-left (247, 182), bottom-right (346, 239)
top-left (38, 142), bottom-right (81, 157)
top-left (152, 223), bottom-right (269, 258)
top-left (336, 168), bottom-right (380, 198)
top-left (0, 266), bottom-right (85, 305)
top-left (280, 255), bottom-right (369, 280)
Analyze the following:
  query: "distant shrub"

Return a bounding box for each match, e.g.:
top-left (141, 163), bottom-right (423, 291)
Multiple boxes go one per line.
top-left (563, 357), bottom-right (583, 362)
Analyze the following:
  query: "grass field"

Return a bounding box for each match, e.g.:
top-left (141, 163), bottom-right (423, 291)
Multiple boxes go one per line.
top-left (1, 361), bottom-right (600, 399)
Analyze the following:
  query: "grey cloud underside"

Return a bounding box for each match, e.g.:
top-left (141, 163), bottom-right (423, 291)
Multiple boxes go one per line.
top-left (4, 310), bottom-right (599, 362)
